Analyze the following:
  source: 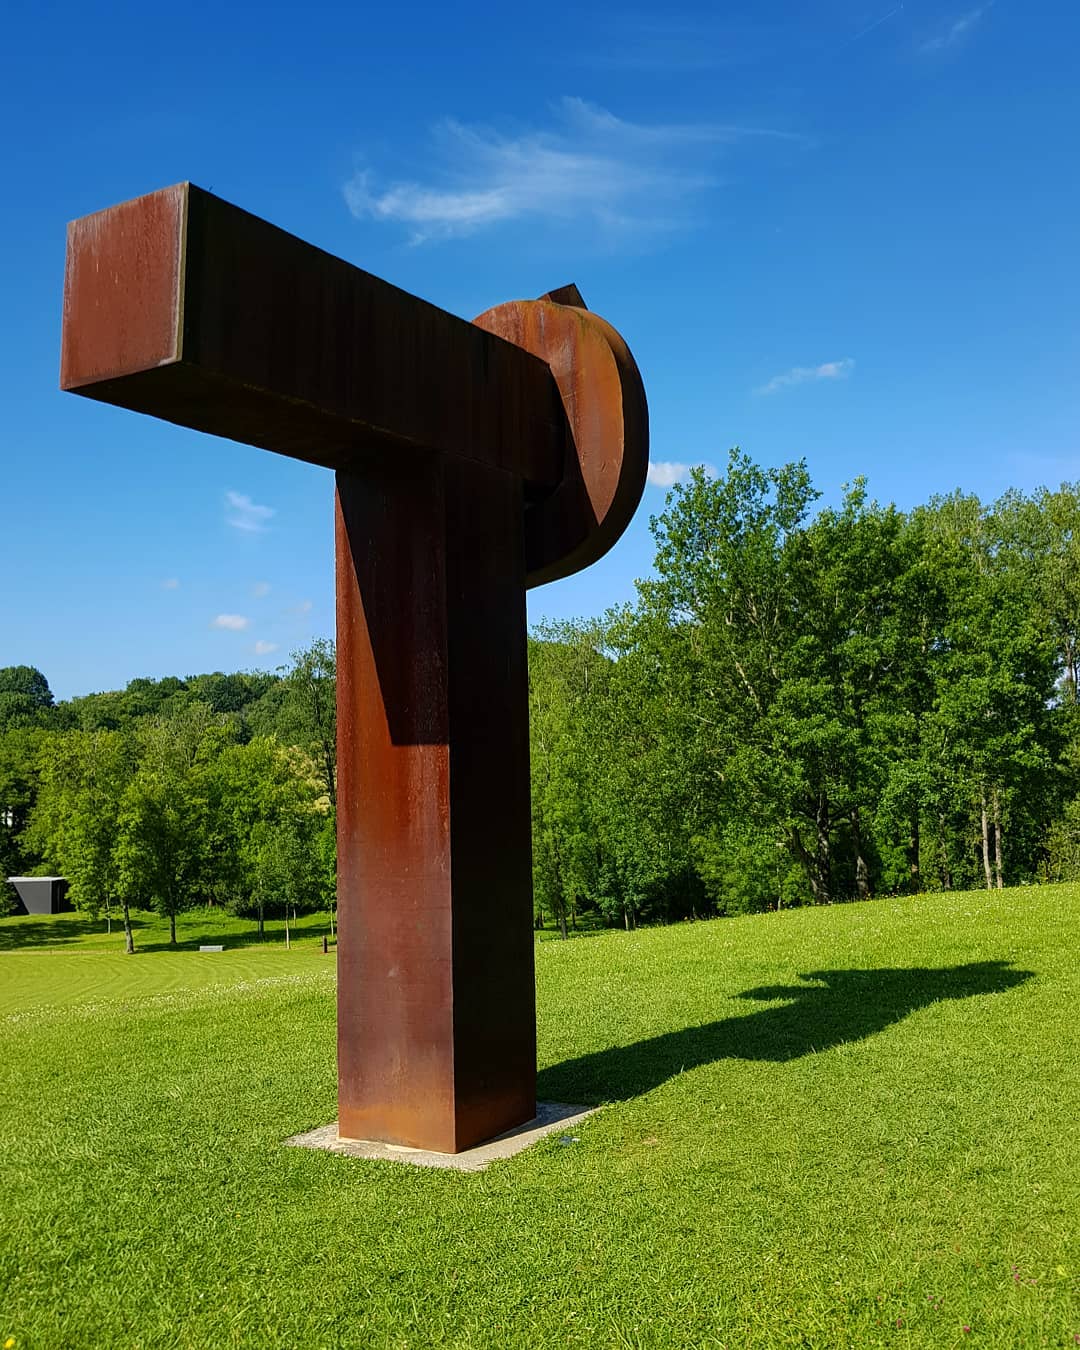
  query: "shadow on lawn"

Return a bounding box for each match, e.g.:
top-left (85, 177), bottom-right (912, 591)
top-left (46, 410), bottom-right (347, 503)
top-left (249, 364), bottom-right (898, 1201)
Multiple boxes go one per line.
top-left (0, 914), bottom-right (331, 954)
top-left (537, 960), bottom-right (1034, 1103)
top-left (0, 915), bottom-right (119, 949)
top-left (132, 919), bottom-right (335, 954)
top-left (133, 931), bottom-right (274, 954)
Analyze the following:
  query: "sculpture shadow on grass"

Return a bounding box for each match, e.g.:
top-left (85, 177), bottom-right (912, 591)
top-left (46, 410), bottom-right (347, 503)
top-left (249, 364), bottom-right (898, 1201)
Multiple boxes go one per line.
top-left (537, 961), bottom-right (1034, 1105)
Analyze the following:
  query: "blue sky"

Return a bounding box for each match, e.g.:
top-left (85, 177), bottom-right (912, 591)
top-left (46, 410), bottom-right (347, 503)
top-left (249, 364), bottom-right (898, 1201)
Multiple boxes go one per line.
top-left (3, 0), bottom-right (1078, 700)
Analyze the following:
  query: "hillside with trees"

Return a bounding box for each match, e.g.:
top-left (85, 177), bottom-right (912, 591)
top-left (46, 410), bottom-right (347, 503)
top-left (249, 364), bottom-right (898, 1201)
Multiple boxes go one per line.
top-left (5, 455), bottom-right (1080, 934)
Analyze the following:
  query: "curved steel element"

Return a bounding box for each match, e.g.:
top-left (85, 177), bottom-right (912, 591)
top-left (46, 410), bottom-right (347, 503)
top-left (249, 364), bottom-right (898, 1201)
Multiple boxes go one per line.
top-left (473, 294), bottom-right (649, 589)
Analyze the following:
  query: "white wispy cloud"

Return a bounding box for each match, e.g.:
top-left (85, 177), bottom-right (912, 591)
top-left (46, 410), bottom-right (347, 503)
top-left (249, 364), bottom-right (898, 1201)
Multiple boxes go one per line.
top-left (252, 581), bottom-right (271, 598)
top-left (647, 461), bottom-right (715, 489)
top-left (921, 6), bottom-right (988, 52)
top-left (253, 640), bottom-right (278, 656)
top-left (290, 599), bottom-right (313, 616)
top-left (225, 491), bottom-right (275, 533)
top-left (212, 614), bottom-right (250, 631)
top-left (345, 96), bottom-right (803, 244)
top-left (161, 578), bottom-right (180, 590)
top-left (755, 359), bottom-right (855, 396)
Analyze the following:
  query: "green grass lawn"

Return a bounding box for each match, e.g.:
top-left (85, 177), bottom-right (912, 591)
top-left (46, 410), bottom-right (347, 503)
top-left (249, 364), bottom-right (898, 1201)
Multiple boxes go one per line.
top-left (0, 907), bottom-right (335, 1013)
top-left (1, 888), bottom-right (1078, 1348)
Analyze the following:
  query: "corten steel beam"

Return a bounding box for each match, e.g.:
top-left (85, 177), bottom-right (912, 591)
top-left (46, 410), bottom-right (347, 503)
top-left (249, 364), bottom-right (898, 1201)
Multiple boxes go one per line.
top-left (61, 184), bottom-right (648, 1153)
top-left (60, 183), bottom-right (565, 488)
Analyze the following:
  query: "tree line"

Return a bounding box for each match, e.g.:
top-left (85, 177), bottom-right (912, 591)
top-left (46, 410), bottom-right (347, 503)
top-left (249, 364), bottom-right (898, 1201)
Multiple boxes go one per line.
top-left (5, 454), bottom-right (1080, 938)
top-left (0, 643), bottom-right (336, 950)
top-left (530, 453), bottom-right (1080, 930)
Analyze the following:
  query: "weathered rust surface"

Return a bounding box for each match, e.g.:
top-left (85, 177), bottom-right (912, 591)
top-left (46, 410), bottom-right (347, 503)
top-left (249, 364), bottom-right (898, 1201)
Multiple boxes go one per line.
top-left (474, 297), bottom-right (649, 587)
top-left (60, 184), bottom-right (647, 1154)
top-left (336, 458), bottom-right (535, 1152)
top-left (61, 185), bottom-right (186, 388)
top-left (61, 183), bottom-right (566, 489)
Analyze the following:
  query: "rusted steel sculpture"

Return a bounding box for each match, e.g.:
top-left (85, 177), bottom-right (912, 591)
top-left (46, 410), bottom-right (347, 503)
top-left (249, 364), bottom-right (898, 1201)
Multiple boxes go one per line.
top-left (60, 184), bottom-right (648, 1153)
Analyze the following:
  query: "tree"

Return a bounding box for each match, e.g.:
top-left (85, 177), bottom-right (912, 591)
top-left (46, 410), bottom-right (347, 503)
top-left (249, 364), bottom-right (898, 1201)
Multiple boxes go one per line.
top-left (250, 814), bottom-right (325, 945)
top-left (643, 453), bottom-right (829, 900)
top-left (529, 624), bottom-right (611, 935)
top-left (636, 455), bottom-right (946, 907)
top-left (0, 726), bottom-right (48, 889)
top-left (778, 480), bottom-right (913, 900)
top-left (920, 492), bottom-right (1062, 890)
top-left (0, 666), bottom-right (54, 732)
top-left (114, 706), bottom-right (221, 944)
top-left (249, 641), bottom-right (336, 806)
top-left (0, 665), bottom-right (53, 708)
top-left (204, 736), bottom-right (326, 936)
top-left (590, 604), bottom-right (707, 925)
top-left (26, 730), bottom-right (135, 949)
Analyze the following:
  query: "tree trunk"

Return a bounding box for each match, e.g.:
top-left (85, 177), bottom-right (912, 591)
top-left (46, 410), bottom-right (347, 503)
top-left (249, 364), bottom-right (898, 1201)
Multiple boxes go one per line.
top-left (122, 896), bottom-right (135, 955)
top-left (623, 905), bottom-right (631, 931)
top-left (816, 793), bottom-right (832, 903)
top-left (258, 898), bottom-right (265, 939)
top-left (938, 815), bottom-right (953, 890)
top-left (980, 789), bottom-right (994, 890)
top-left (909, 807), bottom-right (921, 892)
top-left (559, 910), bottom-right (568, 941)
top-left (789, 792), bottom-right (832, 902)
top-left (993, 788), bottom-right (1004, 889)
top-left (851, 807), bottom-right (871, 901)
top-left (790, 827), bottom-right (828, 904)
top-left (169, 911), bottom-right (177, 945)
top-left (854, 851), bottom-right (870, 900)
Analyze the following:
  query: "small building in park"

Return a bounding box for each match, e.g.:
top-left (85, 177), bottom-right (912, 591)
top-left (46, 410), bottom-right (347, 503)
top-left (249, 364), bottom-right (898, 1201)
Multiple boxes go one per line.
top-left (7, 877), bottom-right (72, 916)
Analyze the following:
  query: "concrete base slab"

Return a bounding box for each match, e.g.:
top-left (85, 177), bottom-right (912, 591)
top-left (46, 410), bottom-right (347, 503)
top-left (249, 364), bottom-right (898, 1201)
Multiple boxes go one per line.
top-left (284, 1102), bottom-right (599, 1172)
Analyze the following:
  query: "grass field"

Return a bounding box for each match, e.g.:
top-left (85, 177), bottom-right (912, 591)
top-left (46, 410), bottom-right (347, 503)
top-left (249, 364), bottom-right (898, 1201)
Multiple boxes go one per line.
top-left (1, 888), bottom-right (1078, 1348)
top-left (0, 907), bottom-right (335, 1013)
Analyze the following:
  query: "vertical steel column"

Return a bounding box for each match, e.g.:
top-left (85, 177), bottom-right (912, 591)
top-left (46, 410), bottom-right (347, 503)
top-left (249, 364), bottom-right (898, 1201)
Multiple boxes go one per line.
top-left (335, 455), bottom-right (536, 1153)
